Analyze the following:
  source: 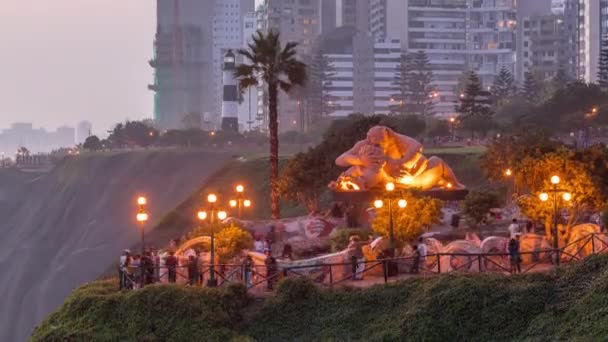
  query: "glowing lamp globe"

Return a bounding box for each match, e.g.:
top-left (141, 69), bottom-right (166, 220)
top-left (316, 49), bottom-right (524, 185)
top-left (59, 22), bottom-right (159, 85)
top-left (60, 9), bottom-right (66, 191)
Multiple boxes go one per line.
top-left (137, 196), bottom-right (147, 206)
top-left (398, 199), bottom-right (407, 208)
top-left (136, 212), bottom-right (148, 222)
top-left (197, 211), bottom-right (207, 221)
top-left (207, 194), bottom-right (217, 203)
top-left (243, 199), bottom-right (252, 208)
top-left (504, 169), bottom-right (512, 177)
top-left (563, 192), bottom-right (572, 202)
top-left (551, 175), bottom-right (560, 185)
top-left (539, 193), bottom-right (549, 202)
top-left (217, 211), bottom-right (227, 220)
top-left (385, 182), bottom-right (395, 192)
top-left (374, 200), bottom-right (384, 209)
top-left (236, 184), bottom-right (244, 193)
top-left (229, 200), bottom-right (237, 208)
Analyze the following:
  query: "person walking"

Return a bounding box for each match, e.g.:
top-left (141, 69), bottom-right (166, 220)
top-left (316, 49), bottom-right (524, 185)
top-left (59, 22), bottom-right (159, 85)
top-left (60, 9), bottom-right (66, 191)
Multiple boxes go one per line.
top-left (508, 235), bottom-right (522, 274)
top-left (165, 251), bottom-right (178, 284)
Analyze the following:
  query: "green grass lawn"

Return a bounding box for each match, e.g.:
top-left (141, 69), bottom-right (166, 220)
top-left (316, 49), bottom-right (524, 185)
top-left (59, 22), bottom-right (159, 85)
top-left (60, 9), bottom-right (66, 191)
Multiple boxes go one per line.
top-left (426, 146), bottom-right (487, 155)
top-left (33, 254), bottom-right (608, 341)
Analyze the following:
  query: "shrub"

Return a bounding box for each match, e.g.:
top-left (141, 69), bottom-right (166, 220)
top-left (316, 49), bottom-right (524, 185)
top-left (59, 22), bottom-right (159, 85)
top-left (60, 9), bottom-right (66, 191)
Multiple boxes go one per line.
top-left (329, 227), bottom-right (372, 252)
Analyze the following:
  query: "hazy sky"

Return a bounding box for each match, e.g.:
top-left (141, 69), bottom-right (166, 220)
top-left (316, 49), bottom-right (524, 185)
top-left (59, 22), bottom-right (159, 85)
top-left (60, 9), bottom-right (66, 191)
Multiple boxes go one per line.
top-left (0, 0), bottom-right (156, 135)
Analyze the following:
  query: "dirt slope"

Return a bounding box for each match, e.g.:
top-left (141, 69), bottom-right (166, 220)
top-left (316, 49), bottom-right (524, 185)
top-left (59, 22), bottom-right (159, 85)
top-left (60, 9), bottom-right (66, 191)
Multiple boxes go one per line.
top-left (0, 150), bottom-right (231, 342)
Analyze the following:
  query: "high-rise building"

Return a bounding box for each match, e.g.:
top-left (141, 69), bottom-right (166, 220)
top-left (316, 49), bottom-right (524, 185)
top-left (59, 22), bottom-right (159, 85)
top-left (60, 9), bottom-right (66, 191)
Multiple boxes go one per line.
top-left (76, 121), bottom-right (92, 145)
top-left (320, 28), bottom-right (400, 117)
top-left (149, 0), bottom-right (253, 131)
top-left (321, 0), bottom-right (370, 34)
top-left (519, 14), bottom-right (577, 80)
top-left (577, 0), bottom-right (601, 83)
top-left (149, 0), bottom-right (213, 130)
top-left (262, 0), bottom-right (322, 131)
top-left (552, 0), bottom-right (567, 14)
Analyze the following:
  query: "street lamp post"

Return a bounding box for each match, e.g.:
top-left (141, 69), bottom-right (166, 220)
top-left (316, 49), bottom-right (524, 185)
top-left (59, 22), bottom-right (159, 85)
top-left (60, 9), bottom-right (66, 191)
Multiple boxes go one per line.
top-left (197, 193), bottom-right (227, 287)
top-left (136, 196), bottom-right (148, 256)
top-left (504, 168), bottom-right (513, 205)
top-left (136, 196), bottom-right (148, 287)
top-left (539, 175), bottom-right (571, 266)
top-left (229, 184), bottom-right (252, 219)
top-left (374, 182), bottom-right (407, 254)
top-left (449, 117), bottom-right (456, 141)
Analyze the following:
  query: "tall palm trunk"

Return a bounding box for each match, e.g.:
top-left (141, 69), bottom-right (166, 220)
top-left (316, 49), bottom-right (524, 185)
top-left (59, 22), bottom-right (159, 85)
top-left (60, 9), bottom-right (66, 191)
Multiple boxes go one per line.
top-left (268, 82), bottom-right (281, 219)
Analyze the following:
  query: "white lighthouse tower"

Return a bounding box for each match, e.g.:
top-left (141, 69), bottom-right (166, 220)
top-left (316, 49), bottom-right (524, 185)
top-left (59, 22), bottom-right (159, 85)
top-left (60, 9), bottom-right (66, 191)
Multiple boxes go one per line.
top-left (221, 50), bottom-right (239, 132)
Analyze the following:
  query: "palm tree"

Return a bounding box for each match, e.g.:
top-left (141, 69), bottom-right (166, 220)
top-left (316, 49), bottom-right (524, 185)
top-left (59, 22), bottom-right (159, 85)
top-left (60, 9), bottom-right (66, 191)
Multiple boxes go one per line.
top-left (235, 30), bottom-right (307, 219)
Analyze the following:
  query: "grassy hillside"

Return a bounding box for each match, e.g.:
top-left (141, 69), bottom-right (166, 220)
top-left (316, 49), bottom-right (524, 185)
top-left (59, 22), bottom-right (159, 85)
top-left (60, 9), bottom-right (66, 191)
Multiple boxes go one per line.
top-left (33, 254), bottom-right (608, 341)
top-left (142, 157), bottom-right (306, 251)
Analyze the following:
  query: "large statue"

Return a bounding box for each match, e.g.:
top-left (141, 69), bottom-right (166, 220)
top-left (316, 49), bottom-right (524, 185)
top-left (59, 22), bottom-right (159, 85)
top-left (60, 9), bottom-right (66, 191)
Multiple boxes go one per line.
top-left (331, 126), bottom-right (464, 191)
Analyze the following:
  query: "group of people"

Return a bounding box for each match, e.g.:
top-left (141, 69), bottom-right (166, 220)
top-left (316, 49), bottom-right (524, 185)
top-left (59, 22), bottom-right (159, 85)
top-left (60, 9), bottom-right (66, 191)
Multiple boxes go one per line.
top-left (118, 248), bottom-right (170, 290)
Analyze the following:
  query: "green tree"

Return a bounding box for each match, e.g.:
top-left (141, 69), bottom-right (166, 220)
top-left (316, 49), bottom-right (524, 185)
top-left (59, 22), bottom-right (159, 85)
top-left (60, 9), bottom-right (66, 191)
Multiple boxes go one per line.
top-left (522, 71), bottom-right (542, 105)
top-left (371, 193), bottom-right (443, 248)
top-left (455, 71), bottom-right (494, 137)
top-left (305, 51), bottom-right (336, 126)
top-left (598, 38), bottom-right (608, 89)
top-left (479, 131), bottom-right (557, 184)
top-left (235, 30), bottom-right (308, 219)
top-left (278, 150), bottom-right (327, 212)
top-left (378, 115), bottom-right (426, 137)
top-left (516, 149), bottom-right (606, 240)
top-left (427, 119), bottom-right (451, 138)
top-left (108, 121), bottom-right (158, 148)
top-left (82, 135), bottom-right (102, 151)
top-left (391, 53), bottom-right (413, 115)
top-left (181, 112), bottom-right (202, 130)
top-left (408, 50), bottom-right (435, 116)
top-left (491, 67), bottom-right (517, 106)
top-left (461, 190), bottom-right (501, 229)
top-left (215, 225), bottom-right (253, 262)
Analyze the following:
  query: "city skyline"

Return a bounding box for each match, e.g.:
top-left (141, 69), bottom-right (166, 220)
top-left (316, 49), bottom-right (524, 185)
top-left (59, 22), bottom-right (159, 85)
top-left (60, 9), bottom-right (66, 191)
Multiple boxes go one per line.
top-left (0, 0), bottom-right (156, 135)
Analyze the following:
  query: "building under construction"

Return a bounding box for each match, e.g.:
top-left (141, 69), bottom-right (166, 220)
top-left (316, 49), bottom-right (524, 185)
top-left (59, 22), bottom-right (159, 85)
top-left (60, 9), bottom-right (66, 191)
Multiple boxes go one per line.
top-left (149, 0), bottom-right (213, 130)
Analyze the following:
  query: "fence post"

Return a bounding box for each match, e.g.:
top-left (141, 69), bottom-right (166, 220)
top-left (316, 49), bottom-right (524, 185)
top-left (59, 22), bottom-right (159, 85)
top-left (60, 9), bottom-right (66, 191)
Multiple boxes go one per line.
top-left (437, 254), bottom-right (441, 273)
top-left (478, 255), bottom-right (482, 272)
top-left (329, 265), bottom-right (333, 286)
top-left (383, 260), bottom-right (388, 283)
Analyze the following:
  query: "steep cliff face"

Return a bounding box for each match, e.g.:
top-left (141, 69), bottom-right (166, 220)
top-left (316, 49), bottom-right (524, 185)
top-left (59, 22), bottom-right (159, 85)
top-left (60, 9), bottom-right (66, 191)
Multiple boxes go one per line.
top-left (0, 150), bottom-right (230, 342)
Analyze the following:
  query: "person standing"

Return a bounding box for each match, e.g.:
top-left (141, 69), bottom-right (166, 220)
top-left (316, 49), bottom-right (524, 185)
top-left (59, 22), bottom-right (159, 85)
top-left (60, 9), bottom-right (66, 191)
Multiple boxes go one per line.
top-left (410, 245), bottom-right (420, 274)
top-left (165, 251), bottom-right (178, 283)
top-left (508, 219), bottom-right (520, 239)
top-left (265, 250), bottom-right (278, 290)
top-left (119, 250), bottom-right (130, 290)
top-left (348, 236), bottom-right (364, 280)
top-left (417, 237), bottom-right (427, 271)
top-left (281, 243), bottom-right (293, 260)
top-left (508, 235), bottom-right (522, 274)
top-left (243, 255), bottom-right (253, 288)
top-left (187, 255), bottom-right (198, 286)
